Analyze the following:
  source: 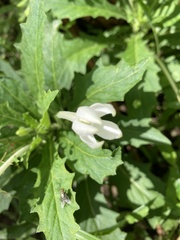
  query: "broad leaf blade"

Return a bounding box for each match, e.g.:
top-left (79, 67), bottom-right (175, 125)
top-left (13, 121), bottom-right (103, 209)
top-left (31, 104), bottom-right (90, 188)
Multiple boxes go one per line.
top-left (75, 178), bottom-right (126, 240)
top-left (60, 132), bottom-right (123, 184)
top-left (82, 59), bottom-right (148, 105)
top-left (43, 20), bottom-right (107, 90)
top-left (32, 141), bottom-right (79, 240)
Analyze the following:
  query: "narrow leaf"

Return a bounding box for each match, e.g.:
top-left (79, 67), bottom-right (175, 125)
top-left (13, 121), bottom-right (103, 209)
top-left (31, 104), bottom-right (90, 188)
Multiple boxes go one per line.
top-left (17, 0), bottom-right (46, 98)
top-left (45, 0), bottom-right (126, 21)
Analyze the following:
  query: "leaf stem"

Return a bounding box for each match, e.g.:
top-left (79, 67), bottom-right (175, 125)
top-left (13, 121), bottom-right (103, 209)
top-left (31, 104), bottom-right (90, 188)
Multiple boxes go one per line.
top-left (0, 145), bottom-right (30, 176)
top-left (155, 55), bottom-right (180, 103)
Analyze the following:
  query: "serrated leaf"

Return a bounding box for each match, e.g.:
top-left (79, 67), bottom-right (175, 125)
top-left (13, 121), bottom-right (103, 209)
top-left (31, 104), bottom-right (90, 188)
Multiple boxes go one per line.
top-left (37, 89), bottom-right (59, 115)
top-left (82, 59), bottom-right (148, 105)
top-left (32, 141), bottom-right (79, 240)
top-left (120, 34), bottom-right (161, 92)
top-left (75, 178), bottom-right (126, 240)
top-left (45, 0), bottom-right (126, 21)
top-left (43, 20), bottom-right (107, 90)
top-left (152, 0), bottom-right (180, 27)
top-left (17, 0), bottom-right (46, 99)
top-left (60, 132), bottom-right (123, 184)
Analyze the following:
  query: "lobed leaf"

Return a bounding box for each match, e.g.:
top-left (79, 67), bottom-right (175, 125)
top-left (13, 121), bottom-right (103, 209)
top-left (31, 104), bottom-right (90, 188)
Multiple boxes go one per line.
top-left (32, 141), bottom-right (79, 240)
top-left (60, 132), bottom-right (123, 184)
top-left (82, 59), bottom-right (148, 105)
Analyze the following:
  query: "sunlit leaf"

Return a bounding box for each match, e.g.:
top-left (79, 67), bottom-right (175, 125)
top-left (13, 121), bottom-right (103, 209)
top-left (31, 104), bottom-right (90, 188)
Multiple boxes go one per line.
top-left (60, 132), bottom-right (123, 184)
top-left (82, 59), bottom-right (148, 105)
top-left (43, 20), bottom-right (107, 90)
top-left (17, 0), bottom-right (46, 99)
top-left (32, 141), bottom-right (80, 240)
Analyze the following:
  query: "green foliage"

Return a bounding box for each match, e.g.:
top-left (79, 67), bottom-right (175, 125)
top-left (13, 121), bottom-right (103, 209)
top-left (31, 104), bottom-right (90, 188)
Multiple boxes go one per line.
top-left (0, 0), bottom-right (179, 239)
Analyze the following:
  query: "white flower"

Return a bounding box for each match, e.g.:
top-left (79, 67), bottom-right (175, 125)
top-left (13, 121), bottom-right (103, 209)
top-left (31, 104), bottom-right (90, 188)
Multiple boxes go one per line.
top-left (56, 103), bottom-right (122, 149)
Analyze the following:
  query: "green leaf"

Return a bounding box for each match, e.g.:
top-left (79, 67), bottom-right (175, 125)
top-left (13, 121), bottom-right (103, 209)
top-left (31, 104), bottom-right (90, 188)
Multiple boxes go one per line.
top-left (0, 190), bottom-right (13, 213)
top-left (60, 132), bottom-right (122, 184)
top-left (0, 77), bottom-right (37, 116)
top-left (43, 21), bottom-right (107, 90)
top-left (82, 59), bottom-right (148, 105)
top-left (0, 222), bottom-right (36, 239)
top-left (110, 161), bottom-right (165, 210)
top-left (125, 205), bottom-right (149, 224)
top-left (17, 0), bottom-right (46, 99)
top-left (120, 34), bottom-right (161, 92)
top-left (0, 102), bottom-right (25, 128)
top-left (37, 89), bottom-right (59, 116)
top-left (76, 230), bottom-right (101, 240)
top-left (0, 59), bottom-right (22, 82)
top-left (174, 178), bottom-right (180, 201)
top-left (121, 119), bottom-right (171, 147)
top-left (45, 0), bottom-right (126, 21)
top-left (124, 161), bottom-right (165, 209)
top-left (32, 141), bottom-right (80, 240)
top-left (75, 178), bottom-right (126, 240)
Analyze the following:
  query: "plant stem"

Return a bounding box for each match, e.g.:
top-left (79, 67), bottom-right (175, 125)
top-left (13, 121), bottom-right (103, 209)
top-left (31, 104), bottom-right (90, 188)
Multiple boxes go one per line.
top-left (0, 145), bottom-right (30, 176)
top-left (155, 55), bottom-right (180, 103)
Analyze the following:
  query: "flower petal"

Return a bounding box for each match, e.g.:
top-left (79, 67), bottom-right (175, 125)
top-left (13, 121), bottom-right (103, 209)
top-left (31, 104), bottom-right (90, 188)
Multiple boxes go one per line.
top-left (80, 134), bottom-right (104, 149)
top-left (96, 120), bottom-right (122, 140)
top-left (90, 103), bottom-right (116, 117)
top-left (76, 106), bottom-right (102, 126)
top-left (72, 119), bottom-right (98, 136)
top-left (56, 111), bottom-right (76, 122)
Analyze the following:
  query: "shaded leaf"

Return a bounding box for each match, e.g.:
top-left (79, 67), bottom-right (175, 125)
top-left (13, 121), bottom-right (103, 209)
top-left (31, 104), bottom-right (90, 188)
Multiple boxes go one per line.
top-left (120, 119), bottom-right (171, 147)
top-left (75, 178), bottom-right (126, 240)
top-left (110, 161), bottom-right (165, 210)
top-left (0, 102), bottom-right (25, 128)
top-left (0, 190), bottom-right (13, 213)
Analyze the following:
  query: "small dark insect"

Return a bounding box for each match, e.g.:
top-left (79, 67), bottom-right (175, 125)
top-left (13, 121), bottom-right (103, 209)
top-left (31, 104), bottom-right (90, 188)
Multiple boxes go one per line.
top-left (60, 189), bottom-right (71, 208)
